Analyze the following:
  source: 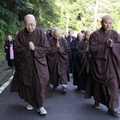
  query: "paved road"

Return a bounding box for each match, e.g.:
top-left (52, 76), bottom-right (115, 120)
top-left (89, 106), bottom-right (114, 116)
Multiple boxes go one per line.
top-left (0, 75), bottom-right (120, 120)
top-left (0, 61), bottom-right (14, 87)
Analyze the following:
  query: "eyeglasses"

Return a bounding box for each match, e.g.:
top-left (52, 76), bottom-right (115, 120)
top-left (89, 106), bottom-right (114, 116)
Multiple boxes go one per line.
top-left (25, 23), bottom-right (35, 27)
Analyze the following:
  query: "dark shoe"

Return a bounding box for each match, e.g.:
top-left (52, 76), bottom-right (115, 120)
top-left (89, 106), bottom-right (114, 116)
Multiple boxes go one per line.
top-left (93, 101), bottom-right (100, 110)
top-left (62, 87), bottom-right (67, 94)
top-left (53, 86), bottom-right (57, 90)
top-left (77, 87), bottom-right (81, 91)
top-left (108, 109), bottom-right (120, 116)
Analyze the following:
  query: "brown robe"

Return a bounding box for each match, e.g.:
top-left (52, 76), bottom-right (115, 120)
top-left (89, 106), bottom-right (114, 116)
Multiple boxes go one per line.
top-left (10, 28), bottom-right (52, 108)
top-left (73, 39), bottom-right (91, 90)
top-left (85, 27), bottom-right (120, 109)
top-left (47, 37), bottom-right (70, 87)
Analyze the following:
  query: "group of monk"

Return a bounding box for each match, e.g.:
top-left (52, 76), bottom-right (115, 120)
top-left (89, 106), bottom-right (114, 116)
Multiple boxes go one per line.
top-left (10, 14), bottom-right (120, 116)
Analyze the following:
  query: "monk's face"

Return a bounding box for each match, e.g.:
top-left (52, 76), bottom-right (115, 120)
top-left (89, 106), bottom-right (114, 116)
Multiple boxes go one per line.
top-left (7, 35), bottom-right (12, 41)
top-left (25, 18), bottom-right (36, 33)
top-left (69, 31), bottom-right (74, 37)
top-left (54, 33), bottom-right (61, 40)
top-left (77, 34), bottom-right (83, 41)
top-left (85, 32), bottom-right (91, 41)
top-left (101, 20), bottom-right (113, 32)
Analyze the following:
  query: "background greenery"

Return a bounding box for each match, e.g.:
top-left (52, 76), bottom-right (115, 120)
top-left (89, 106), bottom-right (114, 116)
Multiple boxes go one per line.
top-left (0, 0), bottom-right (120, 63)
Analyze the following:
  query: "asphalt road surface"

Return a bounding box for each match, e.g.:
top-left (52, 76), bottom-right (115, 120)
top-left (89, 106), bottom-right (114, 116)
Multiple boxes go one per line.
top-left (0, 61), bottom-right (14, 87)
top-left (0, 63), bottom-right (120, 120)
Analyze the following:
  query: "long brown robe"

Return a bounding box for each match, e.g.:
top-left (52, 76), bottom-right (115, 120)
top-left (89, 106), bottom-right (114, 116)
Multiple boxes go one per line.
top-left (10, 28), bottom-right (52, 108)
top-left (47, 37), bottom-right (70, 87)
top-left (85, 27), bottom-right (120, 109)
top-left (73, 38), bottom-right (91, 90)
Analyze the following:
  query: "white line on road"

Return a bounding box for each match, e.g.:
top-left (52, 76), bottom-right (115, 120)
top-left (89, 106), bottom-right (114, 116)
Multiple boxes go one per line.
top-left (0, 74), bottom-right (14, 94)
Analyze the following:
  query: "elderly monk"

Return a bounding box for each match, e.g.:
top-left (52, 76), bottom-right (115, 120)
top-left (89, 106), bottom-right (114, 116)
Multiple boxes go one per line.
top-left (73, 30), bottom-right (92, 90)
top-left (71, 32), bottom-right (83, 51)
top-left (85, 15), bottom-right (120, 116)
top-left (10, 14), bottom-right (52, 115)
top-left (47, 28), bottom-right (70, 94)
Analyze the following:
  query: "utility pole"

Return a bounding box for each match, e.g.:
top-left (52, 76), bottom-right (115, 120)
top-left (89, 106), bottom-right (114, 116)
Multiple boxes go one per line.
top-left (65, 13), bottom-right (70, 34)
top-left (94, 0), bottom-right (98, 31)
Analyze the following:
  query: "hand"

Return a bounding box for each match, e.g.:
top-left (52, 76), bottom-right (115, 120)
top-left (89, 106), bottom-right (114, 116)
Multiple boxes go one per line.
top-left (5, 46), bottom-right (8, 49)
top-left (56, 40), bottom-right (60, 48)
top-left (29, 42), bottom-right (35, 50)
top-left (107, 39), bottom-right (113, 47)
top-left (70, 37), bottom-right (73, 43)
top-left (86, 46), bottom-right (89, 52)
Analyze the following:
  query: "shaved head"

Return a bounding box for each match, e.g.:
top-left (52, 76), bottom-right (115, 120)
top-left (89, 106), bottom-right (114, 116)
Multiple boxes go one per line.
top-left (77, 32), bottom-right (83, 36)
top-left (77, 32), bottom-right (83, 40)
top-left (24, 14), bottom-right (36, 22)
top-left (85, 30), bottom-right (92, 41)
top-left (54, 28), bottom-right (61, 35)
top-left (85, 30), bottom-right (92, 35)
top-left (7, 35), bottom-right (12, 41)
top-left (101, 15), bottom-right (113, 32)
top-left (54, 28), bottom-right (61, 40)
top-left (102, 15), bottom-right (113, 22)
top-left (24, 14), bottom-right (36, 33)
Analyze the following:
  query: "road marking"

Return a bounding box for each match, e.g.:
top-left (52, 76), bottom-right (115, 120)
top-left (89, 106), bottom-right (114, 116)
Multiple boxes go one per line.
top-left (0, 74), bottom-right (13, 94)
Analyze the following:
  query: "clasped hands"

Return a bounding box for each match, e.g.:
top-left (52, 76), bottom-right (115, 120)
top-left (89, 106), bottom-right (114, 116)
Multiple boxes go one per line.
top-left (29, 42), bottom-right (35, 50)
top-left (107, 38), bottom-right (113, 47)
top-left (56, 40), bottom-right (60, 48)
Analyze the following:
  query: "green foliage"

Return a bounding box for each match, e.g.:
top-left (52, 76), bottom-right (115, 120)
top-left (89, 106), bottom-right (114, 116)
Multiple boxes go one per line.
top-left (53, 0), bottom-right (120, 34)
top-left (0, 0), bottom-right (120, 63)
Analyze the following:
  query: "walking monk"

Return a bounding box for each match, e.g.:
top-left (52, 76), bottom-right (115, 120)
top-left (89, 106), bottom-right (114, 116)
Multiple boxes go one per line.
top-left (85, 15), bottom-right (120, 116)
top-left (73, 30), bottom-right (92, 91)
top-left (47, 28), bottom-right (70, 94)
top-left (10, 14), bottom-right (52, 115)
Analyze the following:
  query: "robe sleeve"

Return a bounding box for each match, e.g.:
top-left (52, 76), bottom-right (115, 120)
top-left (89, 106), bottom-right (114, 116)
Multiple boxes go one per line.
top-left (112, 33), bottom-right (120, 56)
top-left (47, 38), bottom-right (57, 54)
top-left (89, 32), bottom-right (107, 58)
top-left (58, 38), bottom-right (70, 55)
top-left (76, 41), bottom-right (87, 59)
top-left (111, 34), bottom-right (120, 84)
top-left (14, 32), bottom-right (31, 60)
top-left (34, 30), bottom-right (50, 58)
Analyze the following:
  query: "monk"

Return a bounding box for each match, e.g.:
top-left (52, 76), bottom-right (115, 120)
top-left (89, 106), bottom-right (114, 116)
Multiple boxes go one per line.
top-left (65, 30), bottom-right (76, 73)
top-left (85, 15), bottom-right (120, 116)
top-left (71, 32), bottom-right (83, 55)
top-left (47, 28), bottom-right (70, 94)
top-left (10, 14), bottom-right (52, 115)
top-left (73, 30), bottom-right (91, 91)
top-left (46, 27), bottom-right (55, 40)
top-left (71, 32), bottom-right (83, 83)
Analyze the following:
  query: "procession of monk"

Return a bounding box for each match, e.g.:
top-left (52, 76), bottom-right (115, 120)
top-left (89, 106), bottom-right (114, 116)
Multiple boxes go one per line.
top-left (6, 14), bottom-right (120, 117)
